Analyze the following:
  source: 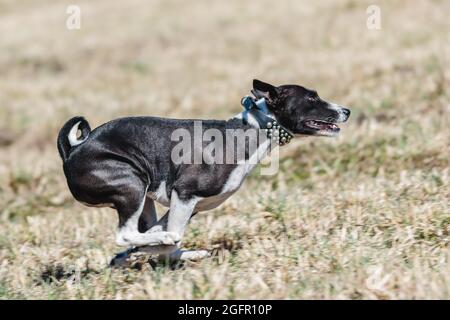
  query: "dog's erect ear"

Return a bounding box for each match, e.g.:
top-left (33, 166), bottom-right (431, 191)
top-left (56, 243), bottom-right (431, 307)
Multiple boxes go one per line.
top-left (252, 79), bottom-right (278, 101)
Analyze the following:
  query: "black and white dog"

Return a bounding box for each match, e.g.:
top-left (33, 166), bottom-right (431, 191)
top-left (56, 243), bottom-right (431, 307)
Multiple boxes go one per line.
top-left (57, 80), bottom-right (350, 263)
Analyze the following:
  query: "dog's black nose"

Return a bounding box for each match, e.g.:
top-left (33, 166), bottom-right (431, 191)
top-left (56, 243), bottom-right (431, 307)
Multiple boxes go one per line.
top-left (342, 108), bottom-right (351, 118)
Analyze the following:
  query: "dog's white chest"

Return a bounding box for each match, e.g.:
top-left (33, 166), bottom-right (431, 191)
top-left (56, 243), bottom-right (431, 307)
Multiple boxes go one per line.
top-left (222, 163), bottom-right (251, 193)
top-left (193, 167), bottom-right (250, 211)
top-left (196, 139), bottom-right (271, 211)
top-left (221, 139), bottom-right (270, 193)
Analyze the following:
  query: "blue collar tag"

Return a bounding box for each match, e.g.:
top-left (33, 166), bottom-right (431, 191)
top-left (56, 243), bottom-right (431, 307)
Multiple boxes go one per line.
top-left (241, 95), bottom-right (255, 111)
top-left (241, 96), bottom-right (270, 123)
top-left (241, 96), bottom-right (269, 113)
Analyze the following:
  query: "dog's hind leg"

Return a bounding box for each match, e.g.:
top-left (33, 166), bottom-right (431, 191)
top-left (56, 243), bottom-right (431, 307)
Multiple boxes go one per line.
top-left (114, 187), bottom-right (181, 248)
top-left (110, 197), bottom-right (164, 267)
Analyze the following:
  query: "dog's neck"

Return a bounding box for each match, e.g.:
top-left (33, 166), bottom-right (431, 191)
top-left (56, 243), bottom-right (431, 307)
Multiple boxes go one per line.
top-left (233, 97), bottom-right (293, 146)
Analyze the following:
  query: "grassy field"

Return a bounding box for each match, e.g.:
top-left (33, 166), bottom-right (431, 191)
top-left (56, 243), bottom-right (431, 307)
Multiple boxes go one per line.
top-left (0, 0), bottom-right (449, 299)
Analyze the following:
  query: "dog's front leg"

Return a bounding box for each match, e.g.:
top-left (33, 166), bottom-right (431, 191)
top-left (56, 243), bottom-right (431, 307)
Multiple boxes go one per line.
top-left (139, 190), bottom-right (197, 250)
top-left (111, 197), bottom-right (161, 266)
top-left (154, 191), bottom-right (212, 262)
top-left (165, 190), bottom-right (198, 241)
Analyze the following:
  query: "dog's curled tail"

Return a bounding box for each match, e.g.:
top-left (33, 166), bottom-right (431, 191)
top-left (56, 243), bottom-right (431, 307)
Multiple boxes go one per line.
top-left (57, 116), bottom-right (91, 162)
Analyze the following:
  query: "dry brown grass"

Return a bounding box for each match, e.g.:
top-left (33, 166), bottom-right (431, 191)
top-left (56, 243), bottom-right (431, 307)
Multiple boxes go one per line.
top-left (0, 0), bottom-right (449, 299)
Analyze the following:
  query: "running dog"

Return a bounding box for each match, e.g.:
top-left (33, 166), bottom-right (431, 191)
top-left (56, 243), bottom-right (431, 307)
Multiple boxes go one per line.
top-left (57, 79), bottom-right (350, 264)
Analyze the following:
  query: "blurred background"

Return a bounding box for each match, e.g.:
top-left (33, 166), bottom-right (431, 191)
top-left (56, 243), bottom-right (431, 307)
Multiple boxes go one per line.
top-left (0, 0), bottom-right (448, 299)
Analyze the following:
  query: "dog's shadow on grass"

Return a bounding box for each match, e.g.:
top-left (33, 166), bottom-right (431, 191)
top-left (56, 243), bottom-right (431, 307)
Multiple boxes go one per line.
top-left (38, 243), bottom-right (238, 283)
top-left (36, 260), bottom-right (169, 286)
top-left (38, 264), bottom-right (101, 285)
top-left (36, 253), bottom-right (209, 284)
top-left (108, 250), bottom-right (185, 271)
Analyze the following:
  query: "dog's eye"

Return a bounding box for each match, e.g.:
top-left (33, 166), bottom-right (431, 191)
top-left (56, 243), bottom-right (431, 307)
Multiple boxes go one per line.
top-left (306, 96), bottom-right (317, 102)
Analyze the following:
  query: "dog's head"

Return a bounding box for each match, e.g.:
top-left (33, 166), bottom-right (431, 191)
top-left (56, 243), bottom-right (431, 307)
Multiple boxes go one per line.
top-left (252, 79), bottom-right (350, 137)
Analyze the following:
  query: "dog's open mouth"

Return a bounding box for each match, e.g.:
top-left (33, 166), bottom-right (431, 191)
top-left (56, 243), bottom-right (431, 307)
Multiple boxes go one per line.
top-left (303, 120), bottom-right (340, 136)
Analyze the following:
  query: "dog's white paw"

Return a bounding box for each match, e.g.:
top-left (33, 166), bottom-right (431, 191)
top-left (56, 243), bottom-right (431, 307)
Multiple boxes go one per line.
top-left (181, 250), bottom-right (210, 261)
top-left (163, 249), bottom-right (211, 262)
top-left (158, 231), bottom-right (181, 245)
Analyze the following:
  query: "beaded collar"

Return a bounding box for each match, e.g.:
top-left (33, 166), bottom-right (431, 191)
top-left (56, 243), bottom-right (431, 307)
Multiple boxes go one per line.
top-left (240, 96), bottom-right (293, 146)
